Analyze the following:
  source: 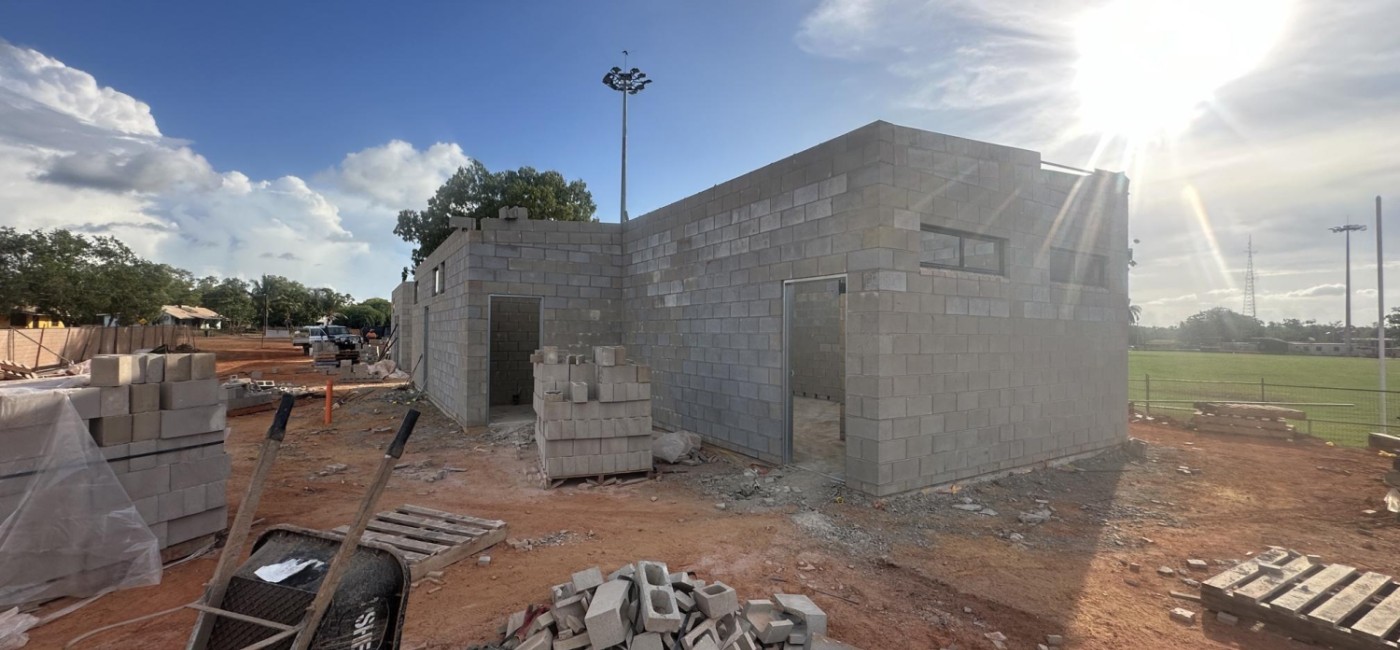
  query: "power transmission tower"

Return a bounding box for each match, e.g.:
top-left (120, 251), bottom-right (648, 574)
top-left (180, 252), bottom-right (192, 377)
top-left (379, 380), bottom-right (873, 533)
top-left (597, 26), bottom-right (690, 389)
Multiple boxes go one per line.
top-left (1243, 236), bottom-right (1257, 319)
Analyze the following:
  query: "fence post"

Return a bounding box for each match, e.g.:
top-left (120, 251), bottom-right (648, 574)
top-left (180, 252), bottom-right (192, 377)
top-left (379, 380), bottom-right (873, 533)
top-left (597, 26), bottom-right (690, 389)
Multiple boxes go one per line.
top-left (1145, 374), bottom-right (1152, 416)
top-left (1260, 378), bottom-right (1266, 402)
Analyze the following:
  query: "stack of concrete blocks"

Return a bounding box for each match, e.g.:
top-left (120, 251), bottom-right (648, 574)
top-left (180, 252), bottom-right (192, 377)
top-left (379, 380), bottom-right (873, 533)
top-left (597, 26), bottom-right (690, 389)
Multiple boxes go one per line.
top-left (0, 352), bottom-right (232, 550)
top-left (533, 345), bottom-right (653, 480)
top-left (503, 561), bottom-right (831, 649)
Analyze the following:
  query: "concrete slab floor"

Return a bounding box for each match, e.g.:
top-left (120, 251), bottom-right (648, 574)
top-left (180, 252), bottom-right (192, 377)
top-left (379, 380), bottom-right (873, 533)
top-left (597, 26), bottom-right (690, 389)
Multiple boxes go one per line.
top-left (489, 403), bottom-right (534, 424)
top-left (792, 395), bottom-right (844, 479)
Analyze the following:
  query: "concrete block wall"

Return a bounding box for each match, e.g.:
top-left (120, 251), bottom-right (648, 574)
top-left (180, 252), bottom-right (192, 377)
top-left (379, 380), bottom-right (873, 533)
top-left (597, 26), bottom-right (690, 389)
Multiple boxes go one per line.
top-left (490, 296), bottom-right (541, 406)
top-left (393, 121), bottom-right (1129, 495)
top-left (790, 279), bottom-right (845, 402)
top-left (390, 280), bottom-right (417, 374)
top-left (841, 122), bottom-right (1130, 494)
top-left (621, 122), bottom-right (886, 463)
top-left (409, 219), bottom-right (624, 425)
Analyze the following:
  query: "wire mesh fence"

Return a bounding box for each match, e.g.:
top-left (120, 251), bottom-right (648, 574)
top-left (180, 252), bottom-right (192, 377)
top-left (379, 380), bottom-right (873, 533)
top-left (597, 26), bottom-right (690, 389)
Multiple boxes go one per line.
top-left (1128, 375), bottom-right (1400, 447)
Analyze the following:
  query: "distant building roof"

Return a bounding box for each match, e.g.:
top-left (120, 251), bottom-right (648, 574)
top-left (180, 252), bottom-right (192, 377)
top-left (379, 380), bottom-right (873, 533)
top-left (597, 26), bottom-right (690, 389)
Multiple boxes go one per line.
top-left (161, 305), bottom-right (225, 321)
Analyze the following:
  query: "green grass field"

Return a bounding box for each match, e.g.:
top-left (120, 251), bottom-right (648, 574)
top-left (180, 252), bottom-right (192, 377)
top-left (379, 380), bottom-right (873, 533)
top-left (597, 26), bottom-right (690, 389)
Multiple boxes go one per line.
top-left (1130, 350), bottom-right (1400, 389)
top-left (1128, 350), bottom-right (1400, 447)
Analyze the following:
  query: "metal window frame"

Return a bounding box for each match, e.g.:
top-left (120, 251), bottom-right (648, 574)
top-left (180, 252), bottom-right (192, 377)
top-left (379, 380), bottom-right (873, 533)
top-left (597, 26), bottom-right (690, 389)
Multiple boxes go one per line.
top-left (782, 274), bottom-right (848, 478)
top-left (919, 225), bottom-right (1006, 276)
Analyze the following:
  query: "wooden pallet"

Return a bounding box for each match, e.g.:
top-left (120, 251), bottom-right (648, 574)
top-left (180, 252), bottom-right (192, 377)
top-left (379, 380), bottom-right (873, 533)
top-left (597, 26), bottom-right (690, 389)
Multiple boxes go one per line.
top-left (331, 505), bottom-right (507, 579)
top-left (1202, 548), bottom-right (1400, 649)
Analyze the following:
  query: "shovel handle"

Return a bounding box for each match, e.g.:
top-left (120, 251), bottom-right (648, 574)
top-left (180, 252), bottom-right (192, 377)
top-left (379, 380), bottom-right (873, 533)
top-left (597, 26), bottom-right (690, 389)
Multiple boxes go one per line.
top-left (267, 394), bottom-right (296, 441)
top-left (387, 409), bottom-right (419, 458)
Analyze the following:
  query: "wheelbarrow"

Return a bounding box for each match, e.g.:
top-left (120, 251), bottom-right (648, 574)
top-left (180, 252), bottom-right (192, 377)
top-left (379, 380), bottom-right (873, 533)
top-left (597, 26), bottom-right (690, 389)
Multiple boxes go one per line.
top-left (183, 394), bottom-right (421, 650)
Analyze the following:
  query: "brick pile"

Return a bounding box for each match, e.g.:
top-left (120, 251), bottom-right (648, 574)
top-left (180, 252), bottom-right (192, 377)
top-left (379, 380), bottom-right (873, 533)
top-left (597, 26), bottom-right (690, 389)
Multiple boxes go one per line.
top-left (477, 561), bottom-right (830, 650)
top-left (533, 346), bottom-right (653, 480)
top-left (0, 352), bottom-right (231, 549)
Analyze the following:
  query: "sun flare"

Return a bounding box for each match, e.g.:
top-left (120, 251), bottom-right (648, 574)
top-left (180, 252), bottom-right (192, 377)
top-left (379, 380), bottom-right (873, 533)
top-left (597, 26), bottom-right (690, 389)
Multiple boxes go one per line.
top-left (1074, 0), bottom-right (1292, 138)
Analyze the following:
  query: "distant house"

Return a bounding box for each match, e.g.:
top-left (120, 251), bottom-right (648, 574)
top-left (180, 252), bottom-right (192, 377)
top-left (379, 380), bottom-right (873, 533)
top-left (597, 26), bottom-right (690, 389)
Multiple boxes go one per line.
top-left (1288, 341), bottom-right (1346, 356)
top-left (1, 307), bottom-right (64, 329)
top-left (157, 305), bottom-right (225, 330)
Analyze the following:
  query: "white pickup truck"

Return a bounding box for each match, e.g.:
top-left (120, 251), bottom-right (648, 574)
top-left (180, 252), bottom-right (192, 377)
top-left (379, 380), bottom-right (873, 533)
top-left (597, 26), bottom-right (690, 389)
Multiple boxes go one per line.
top-left (291, 325), bottom-right (361, 355)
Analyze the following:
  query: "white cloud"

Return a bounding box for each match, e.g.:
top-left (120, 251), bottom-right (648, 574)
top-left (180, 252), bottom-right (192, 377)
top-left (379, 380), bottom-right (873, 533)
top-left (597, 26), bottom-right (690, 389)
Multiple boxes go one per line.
top-left (0, 40), bottom-right (158, 135)
top-left (0, 40), bottom-right (459, 300)
top-left (323, 140), bottom-right (468, 209)
top-left (1283, 284), bottom-right (1346, 298)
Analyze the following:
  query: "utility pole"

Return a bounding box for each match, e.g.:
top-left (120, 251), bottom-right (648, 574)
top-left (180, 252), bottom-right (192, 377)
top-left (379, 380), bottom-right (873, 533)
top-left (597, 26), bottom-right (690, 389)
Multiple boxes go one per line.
top-left (602, 51), bottom-right (652, 222)
top-left (1331, 223), bottom-right (1367, 353)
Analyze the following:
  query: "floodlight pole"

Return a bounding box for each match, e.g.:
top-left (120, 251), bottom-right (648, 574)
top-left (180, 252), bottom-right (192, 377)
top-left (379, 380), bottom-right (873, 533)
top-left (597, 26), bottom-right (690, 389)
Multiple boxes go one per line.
top-left (1332, 224), bottom-right (1367, 353)
top-left (603, 51), bottom-right (652, 222)
top-left (1377, 196), bottom-right (1386, 430)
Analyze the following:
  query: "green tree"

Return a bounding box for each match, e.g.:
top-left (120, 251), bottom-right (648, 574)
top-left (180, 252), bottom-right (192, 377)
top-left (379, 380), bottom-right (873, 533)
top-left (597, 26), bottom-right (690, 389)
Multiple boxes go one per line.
top-left (394, 161), bottom-right (596, 266)
top-left (335, 304), bottom-right (386, 330)
top-left (1178, 307), bottom-right (1263, 345)
top-left (252, 275), bottom-right (315, 328)
top-left (309, 288), bottom-right (353, 324)
top-left (201, 278), bottom-right (255, 332)
top-left (360, 297), bottom-right (392, 327)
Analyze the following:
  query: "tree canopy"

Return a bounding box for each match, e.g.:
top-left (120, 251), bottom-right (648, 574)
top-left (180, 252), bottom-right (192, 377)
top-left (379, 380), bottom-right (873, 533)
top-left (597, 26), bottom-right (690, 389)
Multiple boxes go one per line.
top-left (1177, 307), bottom-right (1264, 344)
top-left (1, 227), bottom-right (388, 331)
top-left (393, 161), bottom-right (596, 267)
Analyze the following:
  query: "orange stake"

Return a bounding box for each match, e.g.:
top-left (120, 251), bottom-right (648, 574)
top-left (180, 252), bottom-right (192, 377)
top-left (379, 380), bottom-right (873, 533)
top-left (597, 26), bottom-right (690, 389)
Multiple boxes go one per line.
top-left (324, 377), bottom-right (334, 425)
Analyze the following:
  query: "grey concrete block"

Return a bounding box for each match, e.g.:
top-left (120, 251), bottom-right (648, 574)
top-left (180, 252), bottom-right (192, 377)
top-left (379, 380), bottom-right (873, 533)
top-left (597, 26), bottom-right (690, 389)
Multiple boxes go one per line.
top-left (91, 355), bottom-right (133, 387)
top-left (571, 566), bottom-right (604, 593)
top-left (91, 415), bottom-right (133, 446)
top-left (131, 410), bottom-right (161, 442)
top-left (164, 353), bottom-right (192, 382)
top-left (99, 386), bottom-right (130, 417)
top-left (160, 405), bottom-right (227, 438)
top-left (189, 353), bottom-right (216, 380)
top-left (65, 387), bottom-right (102, 420)
top-left (170, 454), bottom-right (231, 490)
top-left (117, 464), bottom-right (170, 501)
top-left (773, 593), bottom-right (827, 637)
top-left (129, 383), bottom-right (161, 413)
top-left (695, 582), bottom-right (739, 618)
top-left (167, 505), bottom-right (227, 545)
top-left (139, 354), bottom-right (165, 384)
top-left (160, 380), bottom-right (221, 410)
top-left (584, 579), bottom-right (630, 648)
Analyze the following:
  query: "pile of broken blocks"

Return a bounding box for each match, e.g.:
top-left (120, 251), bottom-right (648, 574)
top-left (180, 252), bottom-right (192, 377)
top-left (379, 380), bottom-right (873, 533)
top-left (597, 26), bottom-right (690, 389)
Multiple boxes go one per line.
top-left (476, 560), bottom-right (829, 650)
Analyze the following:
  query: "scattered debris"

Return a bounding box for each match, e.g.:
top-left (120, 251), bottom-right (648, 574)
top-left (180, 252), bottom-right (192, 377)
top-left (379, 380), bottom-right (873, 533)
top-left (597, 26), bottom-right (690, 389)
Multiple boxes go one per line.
top-left (1216, 611), bottom-right (1240, 626)
top-left (476, 560), bottom-right (834, 650)
top-left (318, 463), bottom-right (349, 476)
top-left (506, 530), bottom-right (587, 552)
top-left (1170, 607), bottom-right (1197, 625)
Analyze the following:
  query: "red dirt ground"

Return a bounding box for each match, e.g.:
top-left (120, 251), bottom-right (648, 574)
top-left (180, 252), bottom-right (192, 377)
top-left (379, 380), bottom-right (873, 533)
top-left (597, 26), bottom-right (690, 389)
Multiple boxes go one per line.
top-left (24, 335), bottom-right (1400, 649)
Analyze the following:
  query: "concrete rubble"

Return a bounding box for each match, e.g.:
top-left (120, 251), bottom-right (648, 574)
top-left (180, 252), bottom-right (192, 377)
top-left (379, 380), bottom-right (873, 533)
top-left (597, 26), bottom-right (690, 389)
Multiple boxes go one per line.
top-left (534, 346), bottom-right (653, 480)
top-left (470, 560), bottom-right (835, 650)
top-left (1, 352), bottom-right (230, 550)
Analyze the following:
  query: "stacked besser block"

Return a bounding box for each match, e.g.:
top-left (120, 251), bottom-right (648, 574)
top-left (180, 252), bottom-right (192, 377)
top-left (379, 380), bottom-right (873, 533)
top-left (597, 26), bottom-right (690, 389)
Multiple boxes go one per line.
top-left (0, 352), bottom-right (232, 549)
top-left (533, 345), bottom-right (653, 480)
top-left (502, 561), bottom-right (831, 649)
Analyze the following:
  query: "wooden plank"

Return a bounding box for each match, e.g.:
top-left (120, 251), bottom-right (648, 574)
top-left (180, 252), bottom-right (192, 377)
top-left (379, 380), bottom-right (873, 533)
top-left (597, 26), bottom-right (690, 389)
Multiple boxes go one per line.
top-left (1235, 556), bottom-right (1318, 602)
top-left (1197, 402), bottom-right (1307, 420)
top-left (1270, 564), bottom-right (1358, 615)
top-left (376, 511), bottom-right (493, 537)
top-left (1205, 549), bottom-right (1293, 593)
top-left (1194, 415), bottom-right (1294, 431)
top-left (1195, 424), bottom-right (1294, 439)
top-left (411, 526), bottom-right (508, 580)
top-left (1352, 587), bottom-right (1400, 640)
top-left (397, 504), bottom-right (506, 530)
top-left (364, 519), bottom-right (474, 545)
top-left (1370, 432), bottom-right (1400, 451)
top-left (332, 526), bottom-right (449, 556)
top-left (1309, 572), bottom-right (1392, 626)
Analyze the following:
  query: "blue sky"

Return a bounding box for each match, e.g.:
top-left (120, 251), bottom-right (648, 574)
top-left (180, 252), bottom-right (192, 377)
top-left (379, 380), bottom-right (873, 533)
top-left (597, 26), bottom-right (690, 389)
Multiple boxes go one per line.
top-left (1, 1), bottom-right (1397, 326)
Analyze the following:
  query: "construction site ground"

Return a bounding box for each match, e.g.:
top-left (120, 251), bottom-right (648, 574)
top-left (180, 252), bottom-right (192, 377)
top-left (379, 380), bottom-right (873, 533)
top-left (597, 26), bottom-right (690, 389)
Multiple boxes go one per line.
top-left (28, 335), bottom-right (1400, 649)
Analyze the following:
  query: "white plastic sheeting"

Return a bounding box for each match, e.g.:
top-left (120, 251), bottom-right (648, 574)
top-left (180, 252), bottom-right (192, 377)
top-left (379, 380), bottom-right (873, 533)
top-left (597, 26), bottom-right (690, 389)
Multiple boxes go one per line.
top-left (0, 386), bottom-right (160, 608)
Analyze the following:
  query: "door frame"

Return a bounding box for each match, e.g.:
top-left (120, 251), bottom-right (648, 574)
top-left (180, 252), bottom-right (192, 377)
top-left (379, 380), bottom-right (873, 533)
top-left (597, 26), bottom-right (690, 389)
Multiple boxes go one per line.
top-left (485, 294), bottom-right (544, 421)
top-left (782, 274), bottom-right (847, 466)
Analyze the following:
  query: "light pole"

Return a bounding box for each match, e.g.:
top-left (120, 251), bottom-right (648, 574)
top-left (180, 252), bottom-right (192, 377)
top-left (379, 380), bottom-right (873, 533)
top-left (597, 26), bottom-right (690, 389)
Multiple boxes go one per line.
top-left (1331, 223), bottom-right (1367, 353)
top-left (602, 52), bottom-right (651, 222)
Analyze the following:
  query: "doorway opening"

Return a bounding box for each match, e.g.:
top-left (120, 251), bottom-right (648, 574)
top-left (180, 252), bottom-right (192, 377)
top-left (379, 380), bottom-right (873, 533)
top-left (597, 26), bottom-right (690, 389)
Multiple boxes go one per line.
top-left (488, 295), bottom-right (542, 424)
top-left (785, 276), bottom-right (846, 479)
